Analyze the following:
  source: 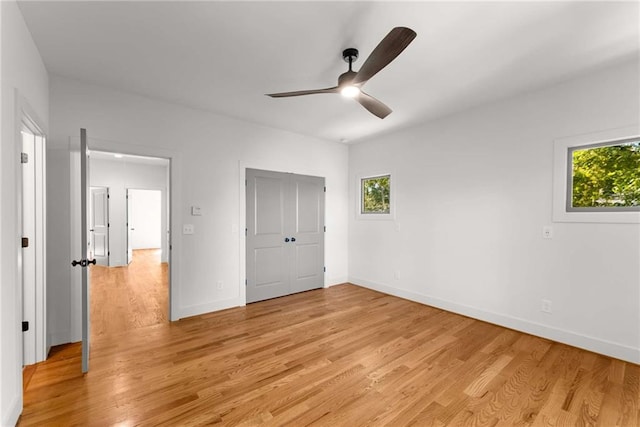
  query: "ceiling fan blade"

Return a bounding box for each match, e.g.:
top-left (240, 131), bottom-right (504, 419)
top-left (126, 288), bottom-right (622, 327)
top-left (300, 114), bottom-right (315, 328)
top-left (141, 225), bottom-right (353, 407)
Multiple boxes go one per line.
top-left (356, 91), bottom-right (392, 119)
top-left (266, 87), bottom-right (339, 97)
top-left (352, 27), bottom-right (417, 85)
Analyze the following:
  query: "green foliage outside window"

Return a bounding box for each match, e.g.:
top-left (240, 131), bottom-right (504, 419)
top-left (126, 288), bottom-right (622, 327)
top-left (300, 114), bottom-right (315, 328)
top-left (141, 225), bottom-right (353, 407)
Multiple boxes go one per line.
top-left (571, 140), bottom-right (640, 208)
top-left (362, 175), bottom-right (390, 214)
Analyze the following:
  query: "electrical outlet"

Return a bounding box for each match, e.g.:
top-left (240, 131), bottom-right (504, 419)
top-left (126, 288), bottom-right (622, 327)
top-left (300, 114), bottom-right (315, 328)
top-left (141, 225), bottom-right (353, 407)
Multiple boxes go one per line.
top-left (541, 299), bottom-right (552, 314)
top-left (183, 224), bottom-right (194, 235)
top-left (542, 226), bottom-right (553, 239)
top-left (394, 270), bottom-right (401, 280)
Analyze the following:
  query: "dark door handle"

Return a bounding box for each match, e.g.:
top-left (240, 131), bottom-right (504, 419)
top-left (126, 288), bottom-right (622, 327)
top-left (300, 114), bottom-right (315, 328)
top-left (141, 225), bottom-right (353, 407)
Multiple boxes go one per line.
top-left (71, 259), bottom-right (97, 267)
top-left (284, 237), bottom-right (290, 242)
top-left (291, 237), bottom-right (296, 242)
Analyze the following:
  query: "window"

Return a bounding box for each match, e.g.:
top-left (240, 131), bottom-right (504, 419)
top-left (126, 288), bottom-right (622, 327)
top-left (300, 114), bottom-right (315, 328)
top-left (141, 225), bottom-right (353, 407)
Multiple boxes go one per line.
top-left (553, 126), bottom-right (640, 223)
top-left (568, 138), bottom-right (640, 211)
top-left (361, 175), bottom-right (391, 214)
top-left (356, 171), bottom-right (394, 220)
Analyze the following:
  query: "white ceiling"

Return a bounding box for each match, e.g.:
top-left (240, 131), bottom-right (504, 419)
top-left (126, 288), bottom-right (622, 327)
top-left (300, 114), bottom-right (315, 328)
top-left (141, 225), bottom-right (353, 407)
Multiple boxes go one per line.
top-left (18, 1), bottom-right (639, 143)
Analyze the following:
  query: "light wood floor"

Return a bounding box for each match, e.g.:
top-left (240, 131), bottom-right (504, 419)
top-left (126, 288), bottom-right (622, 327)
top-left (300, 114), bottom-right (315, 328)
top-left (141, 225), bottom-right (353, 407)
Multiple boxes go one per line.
top-left (90, 248), bottom-right (168, 336)
top-left (20, 281), bottom-right (638, 425)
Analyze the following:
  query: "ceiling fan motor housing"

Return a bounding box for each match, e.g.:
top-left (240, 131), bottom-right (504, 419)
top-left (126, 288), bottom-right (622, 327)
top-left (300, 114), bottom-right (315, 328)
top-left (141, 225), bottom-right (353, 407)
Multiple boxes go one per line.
top-left (338, 71), bottom-right (358, 87)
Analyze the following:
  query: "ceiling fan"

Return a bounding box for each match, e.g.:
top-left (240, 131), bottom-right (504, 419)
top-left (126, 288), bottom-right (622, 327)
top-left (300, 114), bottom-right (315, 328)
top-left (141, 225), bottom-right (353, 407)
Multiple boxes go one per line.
top-left (266, 27), bottom-right (417, 119)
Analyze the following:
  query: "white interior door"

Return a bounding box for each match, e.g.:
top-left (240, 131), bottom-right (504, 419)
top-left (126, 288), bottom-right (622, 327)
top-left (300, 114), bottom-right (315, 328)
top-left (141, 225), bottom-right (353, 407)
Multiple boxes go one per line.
top-left (21, 126), bottom-right (36, 365)
top-left (71, 128), bottom-right (93, 373)
top-left (90, 187), bottom-right (109, 266)
top-left (246, 169), bottom-right (324, 303)
top-left (246, 169), bottom-right (290, 303)
top-left (290, 174), bottom-right (325, 294)
top-left (126, 189), bottom-right (133, 264)
top-left (20, 114), bottom-right (47, 365)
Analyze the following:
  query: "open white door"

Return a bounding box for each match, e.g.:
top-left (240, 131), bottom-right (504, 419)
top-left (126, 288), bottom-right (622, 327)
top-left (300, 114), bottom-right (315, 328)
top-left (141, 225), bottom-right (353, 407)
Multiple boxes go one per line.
top-left (71, 128), bottom-right (94, 373)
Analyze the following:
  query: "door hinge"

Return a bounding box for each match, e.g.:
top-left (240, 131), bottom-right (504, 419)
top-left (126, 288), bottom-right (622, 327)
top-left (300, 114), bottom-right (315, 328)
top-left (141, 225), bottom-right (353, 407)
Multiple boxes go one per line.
top-left (245, 279), bottom-right (248, 286)
top-left (21, 153), bottom-right (28, 164)
top-left (245, 228), bottom-right (247, 236)
top-left (324, 186), bottom-right (326, 192)
top-left (108, 251), bottom-right (110, 256)
top-left (22, 321), bottom-right (29, 332)
top-left (323, 266), bottom-right (326, 273)
top-left (324, 226), bottom-right (326, 232)
top-left (21, 237), bottom-right (29, 248)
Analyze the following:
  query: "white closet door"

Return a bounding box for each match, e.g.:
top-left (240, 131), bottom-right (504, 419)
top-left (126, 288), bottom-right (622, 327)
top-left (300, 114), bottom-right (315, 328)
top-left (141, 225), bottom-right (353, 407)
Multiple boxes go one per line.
top-left (246, 169), bottom-right (324, 303)
top-left (246, 169), bottom-right (291, 303)
top-left (289, 173), bottom-right (325, 294)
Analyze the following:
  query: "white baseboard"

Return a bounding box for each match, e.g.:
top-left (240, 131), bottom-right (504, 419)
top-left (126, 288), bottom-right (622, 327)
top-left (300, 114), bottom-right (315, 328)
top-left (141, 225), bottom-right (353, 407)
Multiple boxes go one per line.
top-left (350, 277), bottom-right (640, 364)
top-left (325, 277), bottom-right (349, 288)
top-left (178, 297), bottom-right (244, 320)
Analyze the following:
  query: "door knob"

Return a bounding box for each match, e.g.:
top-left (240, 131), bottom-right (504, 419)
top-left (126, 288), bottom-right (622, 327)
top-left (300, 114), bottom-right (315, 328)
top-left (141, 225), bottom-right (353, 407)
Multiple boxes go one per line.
top-left (284, 237), bottom-right (290, 242)
top-left (291, 237), bottom-right (296, 242)
top-left (71, 259), bottom-right (97, 267)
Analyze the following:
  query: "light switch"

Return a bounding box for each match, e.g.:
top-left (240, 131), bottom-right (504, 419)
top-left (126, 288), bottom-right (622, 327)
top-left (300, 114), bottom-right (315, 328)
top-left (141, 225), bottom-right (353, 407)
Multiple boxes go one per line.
top-left (183, 224), bottom-right (194, 235)
top-left (191, 206), bottom-right (202, 216)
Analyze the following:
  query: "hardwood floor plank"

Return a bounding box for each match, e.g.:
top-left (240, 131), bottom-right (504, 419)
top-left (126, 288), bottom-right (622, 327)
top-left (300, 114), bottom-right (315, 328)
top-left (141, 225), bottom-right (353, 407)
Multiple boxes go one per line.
top-left (19, 265), bottom-right (640, 426)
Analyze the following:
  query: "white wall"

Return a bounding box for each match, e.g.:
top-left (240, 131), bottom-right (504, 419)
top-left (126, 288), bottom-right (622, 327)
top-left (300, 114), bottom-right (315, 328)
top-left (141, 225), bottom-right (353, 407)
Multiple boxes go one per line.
top-left (0, 1), bottom-right (49, 425)
top-left (48, 74), bottom-right (349, 344)
top-left (349, 59), bottom-right (640, 363)
top-left (129, 189), bottom-right (162, 250)
top-left (90, 159), bottom-right (168, 266)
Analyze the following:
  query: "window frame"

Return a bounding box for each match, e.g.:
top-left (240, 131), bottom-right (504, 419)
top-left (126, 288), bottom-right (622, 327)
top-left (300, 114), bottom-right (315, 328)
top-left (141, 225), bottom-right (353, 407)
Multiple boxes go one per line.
top-left (553, 126), bottom-right (640, 223)
top-left (356, 171), bottom-right (395, 220)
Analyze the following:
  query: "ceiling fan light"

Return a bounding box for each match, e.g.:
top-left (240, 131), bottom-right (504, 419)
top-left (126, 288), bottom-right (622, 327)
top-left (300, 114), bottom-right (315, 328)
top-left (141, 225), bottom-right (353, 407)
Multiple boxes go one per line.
top-left (340, 85), bottom-right (360, 98)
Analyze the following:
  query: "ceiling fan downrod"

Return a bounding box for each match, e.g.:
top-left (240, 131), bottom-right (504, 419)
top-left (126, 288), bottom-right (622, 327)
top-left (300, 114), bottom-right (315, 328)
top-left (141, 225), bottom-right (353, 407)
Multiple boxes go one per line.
top-left (342, 48), bottom-right (359, 72)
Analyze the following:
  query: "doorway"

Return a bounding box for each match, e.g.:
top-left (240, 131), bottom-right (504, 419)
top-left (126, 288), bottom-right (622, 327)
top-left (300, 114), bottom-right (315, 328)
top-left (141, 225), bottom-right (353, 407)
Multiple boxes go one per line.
top-left (246, 168), bottom-right (325, 303)
top-left (89, 152), bottom-right (170, 336)
top-left (89, 187), bottom-right (109, 266)
top-left (126, 189), bottom-right (163, 265)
